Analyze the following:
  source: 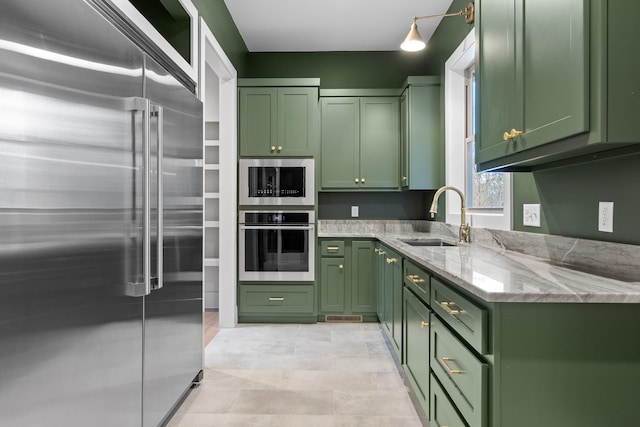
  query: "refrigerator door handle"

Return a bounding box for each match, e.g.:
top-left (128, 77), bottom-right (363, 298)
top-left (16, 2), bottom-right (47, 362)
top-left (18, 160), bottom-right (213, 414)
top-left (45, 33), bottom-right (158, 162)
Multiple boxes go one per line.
top-left (152, 104), bottom-right (164, 291)
top-left (125, 97), bottom-right (152, 298)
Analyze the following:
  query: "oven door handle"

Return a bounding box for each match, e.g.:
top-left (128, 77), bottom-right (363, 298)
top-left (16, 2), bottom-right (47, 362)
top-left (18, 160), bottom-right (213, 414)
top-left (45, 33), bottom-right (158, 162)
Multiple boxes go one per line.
top-left (239, 225), bottom-right (315, 230)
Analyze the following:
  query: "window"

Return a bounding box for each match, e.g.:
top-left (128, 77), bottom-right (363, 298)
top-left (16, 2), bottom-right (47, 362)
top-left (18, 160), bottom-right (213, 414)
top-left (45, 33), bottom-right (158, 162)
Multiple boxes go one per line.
top-left (464, 68), bottom-right (504, 210)
top-left (444, 30), bottom-right (511, 230)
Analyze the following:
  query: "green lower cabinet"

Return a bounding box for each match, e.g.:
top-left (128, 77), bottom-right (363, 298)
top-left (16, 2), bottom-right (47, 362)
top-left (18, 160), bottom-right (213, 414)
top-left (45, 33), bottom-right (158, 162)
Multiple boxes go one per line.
top-left (351, 241), bottom-right (377, 313)
top-left (430, 374), bottom-right (467, 427)
top-left (317, 239), bottom-right (377, 320)
top-left (375, 243), bottom-right (386, 322)
top-left (319, 257), bottom-right (345, 313)
top-left (379, 246), bottom-right (402, 358)
top-left (431, 315), bottom-right (488, 427)
top-left (402, 288), bottom-right (431, 417)
top-left (238, 283), bottom-right (315, 323)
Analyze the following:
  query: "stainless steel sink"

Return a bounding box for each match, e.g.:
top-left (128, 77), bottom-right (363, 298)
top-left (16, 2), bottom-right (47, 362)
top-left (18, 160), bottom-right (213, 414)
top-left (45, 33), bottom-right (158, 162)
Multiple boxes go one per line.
top-left (400, 238), bottom-right (457, 247)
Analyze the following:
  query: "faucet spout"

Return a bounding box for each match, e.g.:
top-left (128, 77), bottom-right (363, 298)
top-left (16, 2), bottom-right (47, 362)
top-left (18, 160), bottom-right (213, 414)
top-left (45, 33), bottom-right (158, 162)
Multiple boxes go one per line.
top-left (429, 185), bottom-right (470, 243)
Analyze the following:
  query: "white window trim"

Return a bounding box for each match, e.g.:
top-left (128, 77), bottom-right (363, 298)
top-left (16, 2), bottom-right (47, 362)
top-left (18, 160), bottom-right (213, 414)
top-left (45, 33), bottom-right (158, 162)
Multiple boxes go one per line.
top-left (444, 30), bottom-right (512, 231)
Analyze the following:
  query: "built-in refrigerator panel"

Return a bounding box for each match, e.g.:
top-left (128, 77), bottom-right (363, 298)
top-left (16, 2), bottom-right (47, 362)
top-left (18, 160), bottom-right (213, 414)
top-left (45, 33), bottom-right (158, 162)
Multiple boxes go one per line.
top-left (142, 55), bottom-right (204, 427)
top-left (0, 1), bottom-right (203, 426)
top-left (0, 0), bottom-right (146, 425)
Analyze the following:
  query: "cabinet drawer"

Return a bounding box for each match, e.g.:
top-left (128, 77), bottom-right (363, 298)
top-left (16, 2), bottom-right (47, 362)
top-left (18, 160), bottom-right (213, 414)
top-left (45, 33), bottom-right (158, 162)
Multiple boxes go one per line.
top-left (431, 277), bottom-right (488, 354)
top-left (430, 373), bottom-right (467, 427)
top-left (320, 240), bottom-right (345, 256)
top-left (431, 317), bottom-right (487, 427)
top-left (239, 284), bottom-right (314, 314)
top-left (404, 259), bottom-right (430, 304)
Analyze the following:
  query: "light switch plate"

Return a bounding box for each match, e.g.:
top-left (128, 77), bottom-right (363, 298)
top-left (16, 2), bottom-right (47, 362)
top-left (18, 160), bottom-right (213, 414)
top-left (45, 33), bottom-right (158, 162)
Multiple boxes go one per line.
top-left (351, 205), bottom-right (359, 218)
top-left (523, 204), bottom-right (541, 227)
top-left (598, 201), bottom-right (614, 232)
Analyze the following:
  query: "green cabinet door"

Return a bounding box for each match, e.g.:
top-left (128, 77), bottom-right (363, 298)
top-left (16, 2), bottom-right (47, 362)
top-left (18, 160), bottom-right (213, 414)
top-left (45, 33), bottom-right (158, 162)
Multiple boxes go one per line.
top-left (390, 251), bottom-right (403, 356)
top-left (401, 78), bottom-right (442, 190)
top-left (240, 87), bottom-right (318, 157)
top-left (320, 97), bottom-right (399, 190)
top-left (375, 244), bottom-right (386, 322)
top-left (381, 248), bottom-right (402, 356)
top-left (278, 87), bottom-right (318, 156)
top-left (320, 97), bottom-right (360, 188)
top-left (359, 97), bottom-right (400, 189)
top-left (239, 87), bottom-right (277, 157)
top-left (319, 256), bottom-right (346, 313)
top-left (477, 0), bottom-right (589, 169)
top-left (403, 288), bottom-right (431, 416)
top-left (351, 241), bottom-right (376, 313)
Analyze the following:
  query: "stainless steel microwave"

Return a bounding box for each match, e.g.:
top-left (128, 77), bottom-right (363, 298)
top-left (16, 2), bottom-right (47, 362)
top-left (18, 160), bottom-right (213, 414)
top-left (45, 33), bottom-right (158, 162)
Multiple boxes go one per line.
top-left (239, 158), bottom-right (315, 206)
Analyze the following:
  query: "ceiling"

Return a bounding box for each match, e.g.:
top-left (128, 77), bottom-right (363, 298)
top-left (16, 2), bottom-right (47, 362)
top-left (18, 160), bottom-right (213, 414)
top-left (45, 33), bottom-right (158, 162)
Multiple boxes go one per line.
top-left (223, 0), bottom-right (455, 52)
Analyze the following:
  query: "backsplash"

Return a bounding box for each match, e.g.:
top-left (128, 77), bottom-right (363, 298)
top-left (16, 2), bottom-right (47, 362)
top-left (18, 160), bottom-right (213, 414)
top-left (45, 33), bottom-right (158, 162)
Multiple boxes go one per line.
top-left (319, 220), bottom-right (640, 282)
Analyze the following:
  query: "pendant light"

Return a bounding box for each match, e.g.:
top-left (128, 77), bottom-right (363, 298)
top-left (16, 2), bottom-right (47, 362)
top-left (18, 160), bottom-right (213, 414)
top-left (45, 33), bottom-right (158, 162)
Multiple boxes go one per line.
top-left (401, 2), bottom-right (475, 52)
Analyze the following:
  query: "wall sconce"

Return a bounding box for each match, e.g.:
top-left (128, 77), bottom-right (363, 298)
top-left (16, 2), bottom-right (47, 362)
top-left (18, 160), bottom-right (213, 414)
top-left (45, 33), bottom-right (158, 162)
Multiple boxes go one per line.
top-left (400, 2), bottom-right (475, 52)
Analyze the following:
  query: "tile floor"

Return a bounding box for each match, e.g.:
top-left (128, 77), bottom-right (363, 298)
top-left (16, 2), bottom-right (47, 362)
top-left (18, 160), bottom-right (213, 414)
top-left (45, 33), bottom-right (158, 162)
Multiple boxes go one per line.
top-left (167, 323), bottom-right (426, 427)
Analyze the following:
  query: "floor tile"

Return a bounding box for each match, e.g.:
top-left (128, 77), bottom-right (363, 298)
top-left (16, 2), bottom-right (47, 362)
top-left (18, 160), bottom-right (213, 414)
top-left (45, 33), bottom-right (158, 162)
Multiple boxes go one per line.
top-left (230, 390), bottom-right (334, 415)
top-left (169, 323), bottom-right (426, 427)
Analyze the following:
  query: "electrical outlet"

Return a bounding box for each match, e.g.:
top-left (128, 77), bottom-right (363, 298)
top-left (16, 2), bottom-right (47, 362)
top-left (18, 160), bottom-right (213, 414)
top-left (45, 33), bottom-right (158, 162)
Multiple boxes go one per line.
top-left (351, 205), bottom-right (359, 218)
top-left (598, 202), bottom-right (614, 232)
top-left (523, 204), bottom-right (540, 227)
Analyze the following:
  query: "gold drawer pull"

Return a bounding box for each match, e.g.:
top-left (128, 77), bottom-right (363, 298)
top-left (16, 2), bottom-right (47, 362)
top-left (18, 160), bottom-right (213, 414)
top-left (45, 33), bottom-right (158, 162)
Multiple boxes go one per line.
top-left (269, 297), bottom-right (285, 301)
top-left (440, 301), bottom-right (465, 315)
top-left (271, 145), bottom-right (276, 151)
top-left (441, 357), bottom-right (463, 374)
top-left (421, 321), bottom-right (429, 329)
top-left (407, 274), bottom-right (425, 283)
top-left (386, 257), bottom-right (396, 264)
top-left (338, 264), bottom-right (344, 269)
top-left (326, 246), bottom-right (340, 251)
top-left (378, 251), bottom-right (385, 256)
top-left (277, 145), bottom-right (283, 151)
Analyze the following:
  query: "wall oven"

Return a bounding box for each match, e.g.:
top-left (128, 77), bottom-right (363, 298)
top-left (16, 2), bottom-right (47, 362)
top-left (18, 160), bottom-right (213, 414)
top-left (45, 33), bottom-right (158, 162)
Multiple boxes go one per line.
top-left (239, 210), bottom-right (315, 282)
top-left (239, 158), bottom-right (314, 206)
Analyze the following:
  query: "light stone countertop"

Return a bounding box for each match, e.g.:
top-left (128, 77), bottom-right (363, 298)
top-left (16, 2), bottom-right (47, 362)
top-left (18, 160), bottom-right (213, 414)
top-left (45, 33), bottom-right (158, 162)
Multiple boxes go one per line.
top-left (318, 220), bottom-right (640, 304)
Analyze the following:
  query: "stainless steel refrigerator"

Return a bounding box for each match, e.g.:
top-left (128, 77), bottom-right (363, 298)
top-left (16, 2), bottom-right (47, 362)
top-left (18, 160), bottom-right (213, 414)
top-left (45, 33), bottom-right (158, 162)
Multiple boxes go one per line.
top-left (0, 1), bottom-right (203, 426)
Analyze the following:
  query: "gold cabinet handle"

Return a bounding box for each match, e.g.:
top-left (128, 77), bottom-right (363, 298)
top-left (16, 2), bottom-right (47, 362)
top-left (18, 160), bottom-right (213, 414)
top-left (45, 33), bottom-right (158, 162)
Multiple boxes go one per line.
top-left (339, 264), bottom-right (344, 269)
top-left (271, 145), bottom-right (276, 151)
top-left (440, 301), bottom-right (465, 315)
top-left (269, 297), bottom-right (284, 301)
top-left (378, 251), bottom-right (385, 256)
top-left (374, 248), bottom-right (380, 254)
top-left (277, 145), bottom-right (283, 151)
top-left (503, 128), bottom-right (523, 140)
top-left (407, 274), bottom-right (425, 284)
top-left (361, 178), bottom-right (365, 183)
top-left (441, 357), bottom-right (463, 374)
top-left (421, 321), bottom-right (429, 329)
top-left (355, 178), bottom-right (359, 183)
top-left (326, 246), bottom-right (340, 251)
top-left (386, 257), bottom-right (396, 264)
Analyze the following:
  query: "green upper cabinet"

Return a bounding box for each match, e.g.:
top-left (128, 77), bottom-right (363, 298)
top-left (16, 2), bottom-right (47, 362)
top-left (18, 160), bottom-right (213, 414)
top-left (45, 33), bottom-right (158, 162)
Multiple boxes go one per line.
top-left (239, 80), bottom-right (319, 157)
top-left (400, 77), bottom-right (442, 190)
top-left (477, 0), bottom-right (640, 171)
top-left (477, 0), bottom-right (589, 170)
top-left (321, 97), bottom-right (399, 190)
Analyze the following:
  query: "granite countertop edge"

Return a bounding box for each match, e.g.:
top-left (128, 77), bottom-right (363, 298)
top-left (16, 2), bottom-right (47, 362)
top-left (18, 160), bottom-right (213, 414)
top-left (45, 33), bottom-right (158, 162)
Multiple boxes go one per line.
top-left (318, 230), bottom-right (640, 304)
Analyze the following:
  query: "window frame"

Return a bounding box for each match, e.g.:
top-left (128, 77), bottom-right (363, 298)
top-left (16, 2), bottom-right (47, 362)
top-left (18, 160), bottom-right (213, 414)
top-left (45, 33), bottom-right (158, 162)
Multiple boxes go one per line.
top-left (444, 30), bottom-right (512, 230)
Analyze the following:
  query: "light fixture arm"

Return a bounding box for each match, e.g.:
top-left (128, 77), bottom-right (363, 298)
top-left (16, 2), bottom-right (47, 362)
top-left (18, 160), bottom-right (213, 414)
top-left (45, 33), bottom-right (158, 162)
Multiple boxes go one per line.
top-left (414, 2), bottom-right (475, 24)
